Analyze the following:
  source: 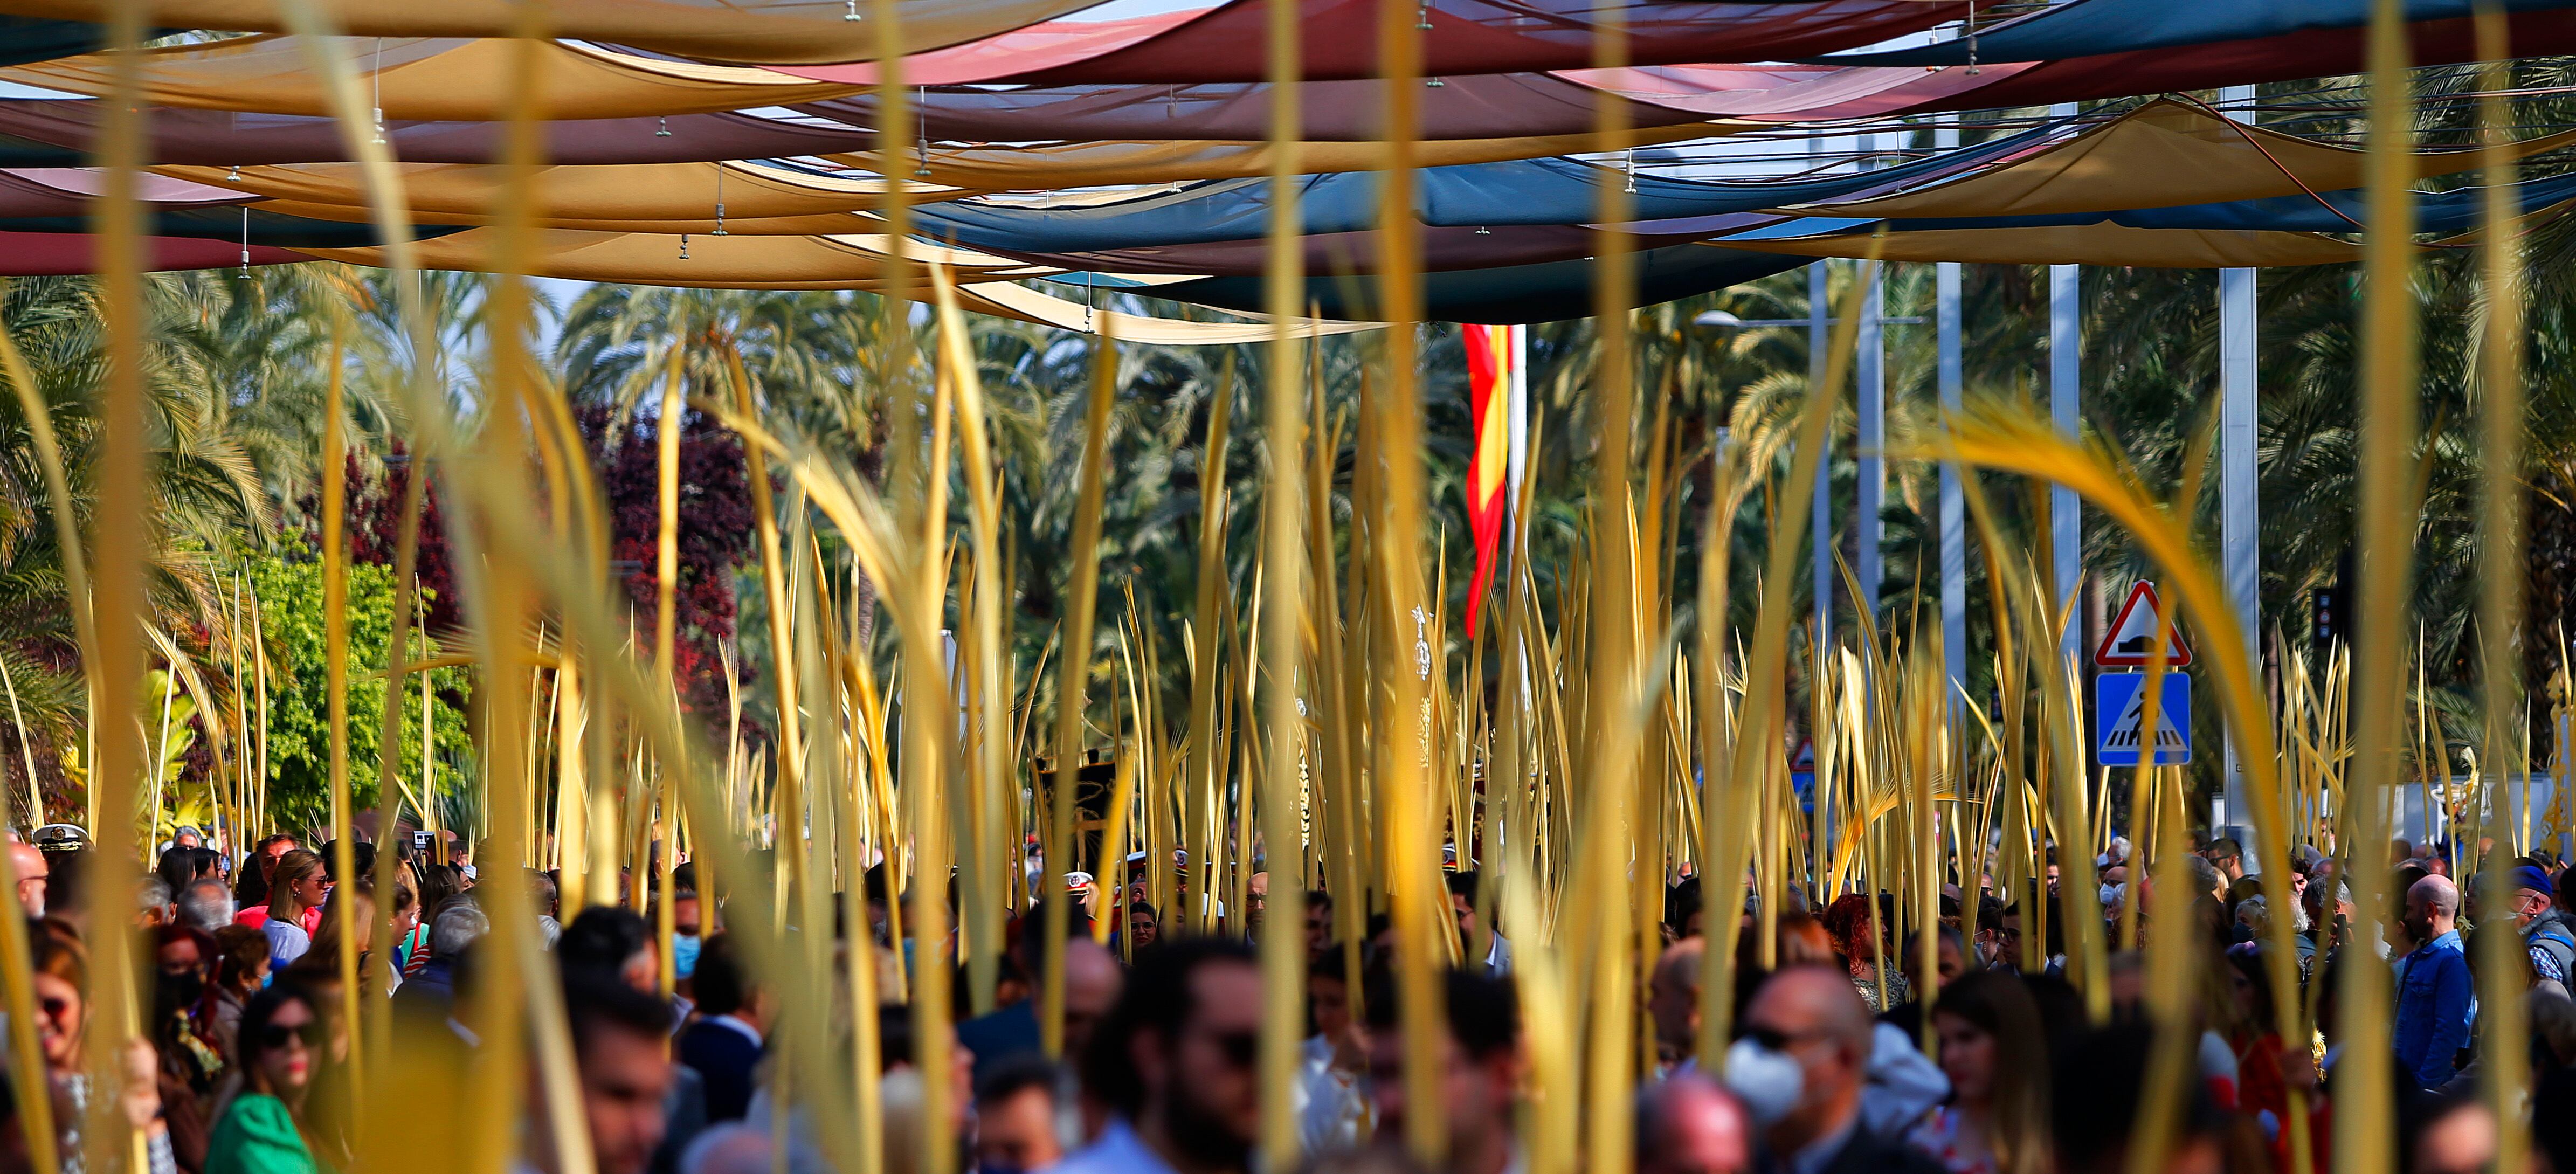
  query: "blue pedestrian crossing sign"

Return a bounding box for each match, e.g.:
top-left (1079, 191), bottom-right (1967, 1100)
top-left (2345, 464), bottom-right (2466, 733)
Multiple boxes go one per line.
top-left (2097, 672), bottom-right (2191, 766)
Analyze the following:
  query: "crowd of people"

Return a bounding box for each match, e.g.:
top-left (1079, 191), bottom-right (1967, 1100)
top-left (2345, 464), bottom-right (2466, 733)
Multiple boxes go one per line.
top-left (4, 824), bottom-right (2576, 1174)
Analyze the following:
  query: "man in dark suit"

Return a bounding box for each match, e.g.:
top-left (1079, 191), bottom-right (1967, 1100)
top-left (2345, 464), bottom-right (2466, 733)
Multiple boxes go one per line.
top-left (1739, 966), bottom-right (1944, 1174)
top-left (674, 933), bottom-right (768, 1123)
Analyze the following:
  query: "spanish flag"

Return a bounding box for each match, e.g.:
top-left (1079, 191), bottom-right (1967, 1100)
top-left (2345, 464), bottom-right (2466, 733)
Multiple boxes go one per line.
top-left (1462, 323), bottom-right (1522, 638)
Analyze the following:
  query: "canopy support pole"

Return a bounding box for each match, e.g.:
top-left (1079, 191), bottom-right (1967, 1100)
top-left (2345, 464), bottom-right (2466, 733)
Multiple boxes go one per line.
top-left (2219, 265), bottom-right (2257, 840)
top-left (2218, 85), bottom-right (2261, 842)
top-left (1810, 258), bottom-right (1832, 649)
top-left (1857, 134), bottom-right (1886, 635)
top-left (2049, 262), bottom-right (2081, 664)
top-left (2046, 106), bottom-right (2083, 672)
top-left (1937, 123), bottom-right (1965, 721)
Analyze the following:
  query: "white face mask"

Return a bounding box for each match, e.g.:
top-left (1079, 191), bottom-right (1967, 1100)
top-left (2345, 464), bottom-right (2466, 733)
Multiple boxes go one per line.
top-left (2100, 883), bottom-right (2121, 910)
top-left (1724, 1037), bottom-right (1806, 1126)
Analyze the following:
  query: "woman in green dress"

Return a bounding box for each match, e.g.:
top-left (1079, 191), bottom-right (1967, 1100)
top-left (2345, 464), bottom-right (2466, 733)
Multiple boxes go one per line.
top-left (205, 985), bottom-right (326, 1174)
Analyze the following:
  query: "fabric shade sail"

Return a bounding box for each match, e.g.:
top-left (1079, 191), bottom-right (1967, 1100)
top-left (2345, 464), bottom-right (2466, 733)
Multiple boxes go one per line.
top-left (1803, 99), bottom-right (2576, 219)
top-left (0, 102), bottom-right (883, 167)
top-left (0, 204), bottom-right (467, 247)
top-left (1794, 169), bottom-right (2576, 237)
top-left (0, 15), bottom-right (119, 67)
top-left (0, 229), bottom-right (303, 273)
top-left (1714, 168), bottom-right (2576, 266)
top-left (1147, 243), bottom-right (1807, 322)
top-left (821, 123), bottom-right (1720, 188)
top-left (0, 0), bottom-right (1114, 66)
top-left (1889, 8), bottom-right (2576, 114)
top-left (0, 166), bottom-right (247, 216)
top-left (293, 226), bottom-right (1044, 286)
top-left (0, 36), bottom-right (862, 120)
top-left (1825, 0), bottom-right (2576, 66)
top-left (778, 0), bottom-right (1966, 85)
top-left (152, 158), bottom-right (968, 225)
top-left (797, 71), bottom-right (1724, 143)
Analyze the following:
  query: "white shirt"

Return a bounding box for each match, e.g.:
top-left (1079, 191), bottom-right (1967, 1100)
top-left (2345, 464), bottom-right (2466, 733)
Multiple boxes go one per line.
top-left (263, 917), bottom-right (310, 971)
top-left (1294, 1035), bottom-right (1368, 1153)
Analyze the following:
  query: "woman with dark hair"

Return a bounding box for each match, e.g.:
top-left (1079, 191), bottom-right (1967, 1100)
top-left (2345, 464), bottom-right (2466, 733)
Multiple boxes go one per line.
top-left (232, 835), bottom-right (296, 909)
top-left (158, 848), bottom-right (211, 908)
top-left (402, 864), bottom-right (458, 977)
top-left (205, 985), bottom-right (327, 1174)
top-left (1905, 970), bottom-right (2051, 1174)
top-left (2222, 943), bottom-right (2299, 1144)
top-left (202, 926), bottom-right (271, 1060)
top-left (150, 928), bottom-right (223, 1174)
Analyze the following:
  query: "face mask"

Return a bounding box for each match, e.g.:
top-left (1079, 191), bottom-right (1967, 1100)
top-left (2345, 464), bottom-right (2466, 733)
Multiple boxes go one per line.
top-left (2100, 884), bottom-right (2121, 909)
top-left (159, 971), bottom-right (203, 1014)
top-left (1724, 1037), bottom-right (1805, 1126)
top-left (672, 934), bottom-right (702, 979)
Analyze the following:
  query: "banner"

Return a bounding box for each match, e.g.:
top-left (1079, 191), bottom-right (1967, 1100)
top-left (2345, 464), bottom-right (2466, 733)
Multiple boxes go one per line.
top-left (1462, 323), bottom-right (1523, 637)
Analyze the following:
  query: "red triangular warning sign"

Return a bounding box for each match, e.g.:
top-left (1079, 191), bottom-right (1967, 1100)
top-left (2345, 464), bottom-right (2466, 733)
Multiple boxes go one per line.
top-left (2095, 582), bottom-right (2192, 668)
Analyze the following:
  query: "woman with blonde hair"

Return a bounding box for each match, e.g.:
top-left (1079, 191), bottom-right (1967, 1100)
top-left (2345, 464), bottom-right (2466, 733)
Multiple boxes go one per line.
top-left (1907, 970), bottom-right (2052, 1174)
top-left (258, 850), bottom-right (327, 972)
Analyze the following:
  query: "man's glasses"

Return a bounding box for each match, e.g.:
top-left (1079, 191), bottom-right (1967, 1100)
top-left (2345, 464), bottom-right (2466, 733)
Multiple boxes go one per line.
top-left (260, 1020), bottom-right (324, 1051)
top-left (1205, 1028), bottom-right (1258, 1069)
top-left (1741, 1025), bottom-right (1827, 1053)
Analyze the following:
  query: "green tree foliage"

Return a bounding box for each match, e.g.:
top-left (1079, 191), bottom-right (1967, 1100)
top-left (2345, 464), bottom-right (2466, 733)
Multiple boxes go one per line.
top-left (247, 543), bottom-right (473, 835)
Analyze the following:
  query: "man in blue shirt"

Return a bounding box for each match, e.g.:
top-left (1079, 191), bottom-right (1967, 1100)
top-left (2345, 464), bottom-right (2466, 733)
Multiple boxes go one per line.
top-left (1053, 938), bottom-right (1262, 1174)
top-left (2392, 874), bottom-right (2474, 1090)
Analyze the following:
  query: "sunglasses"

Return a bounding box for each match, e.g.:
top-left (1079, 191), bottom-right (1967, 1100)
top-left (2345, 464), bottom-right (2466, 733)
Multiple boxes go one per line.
top-left (1742, 1025), bottom-right (1827, 1053)
top-left (260, 1020), bottom-right (324, 1052)
top-left (39, 996), bottom-right (72, 1018)
top-left (1205, 1028), bottom-right (1259, 1069)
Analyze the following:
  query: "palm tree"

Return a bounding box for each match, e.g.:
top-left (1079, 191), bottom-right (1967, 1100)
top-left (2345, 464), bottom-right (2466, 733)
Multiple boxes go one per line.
top-left (0, 274), bottom-right (273, 816)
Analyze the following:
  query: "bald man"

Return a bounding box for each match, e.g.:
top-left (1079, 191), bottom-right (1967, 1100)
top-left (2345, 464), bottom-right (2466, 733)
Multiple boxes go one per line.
top-left (1649, 937), bottom-right (1705, 1072)
top-left (1735, 966), bottom-right (1944, 1174)
top-left (2394, 874), bottom-right (2474, 1090)
top-left (1636, 1074), bottom-right (1752, 1174)
top-left (1060, 937), bottom-right (1126, 1060)
top-left (5, 835), bottom-right (43, 919)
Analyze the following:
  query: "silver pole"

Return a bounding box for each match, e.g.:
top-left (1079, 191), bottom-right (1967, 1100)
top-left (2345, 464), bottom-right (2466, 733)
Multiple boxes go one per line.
top-left (2218, 87), bottom-right (2259, 838)
top-left (2048, 106), bottom-right (2082, 667)
top-left (1937, 128), bottom-right (1966, 716)
top-left (1856, 135), bottom-right (1886, 633)
top-left (2050, 261), bottom-right (2081, 662)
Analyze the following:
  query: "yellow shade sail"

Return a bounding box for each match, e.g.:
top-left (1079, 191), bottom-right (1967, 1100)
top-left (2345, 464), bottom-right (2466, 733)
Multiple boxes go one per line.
top-left (292, 226), bottom-right (1038, 285)
top-left (0, 0), bottom-right (1114, 65)
top-left (0, 36), bottom-right (861, 120)
top-left (1807, 98), bottom-right (2576, 219)
top-left (158, 159), bottom-right (973, 224)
